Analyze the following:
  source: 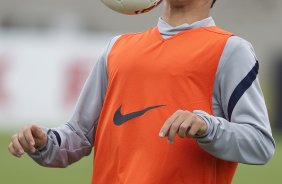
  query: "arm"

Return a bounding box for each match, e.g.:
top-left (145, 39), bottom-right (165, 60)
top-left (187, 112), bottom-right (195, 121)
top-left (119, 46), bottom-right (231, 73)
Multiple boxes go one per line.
top-left (194, 36), bottom-right (275, 164)
top-left (27, 36), bottom-right (121, 168)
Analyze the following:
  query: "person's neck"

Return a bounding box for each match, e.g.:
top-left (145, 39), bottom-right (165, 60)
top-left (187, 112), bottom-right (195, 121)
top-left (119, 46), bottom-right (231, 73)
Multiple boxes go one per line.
top-left (162, 1), bottom-right (210, 27)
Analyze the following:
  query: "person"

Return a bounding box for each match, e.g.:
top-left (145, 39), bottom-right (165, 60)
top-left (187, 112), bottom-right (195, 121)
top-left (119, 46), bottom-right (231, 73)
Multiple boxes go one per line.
top-left (8, 0), bottom-right (275, 183)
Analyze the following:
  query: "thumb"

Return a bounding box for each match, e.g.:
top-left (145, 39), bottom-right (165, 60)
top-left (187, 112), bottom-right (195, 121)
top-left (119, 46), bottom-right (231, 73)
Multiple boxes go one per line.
top-left (31, 125), bottom-right (47, 148)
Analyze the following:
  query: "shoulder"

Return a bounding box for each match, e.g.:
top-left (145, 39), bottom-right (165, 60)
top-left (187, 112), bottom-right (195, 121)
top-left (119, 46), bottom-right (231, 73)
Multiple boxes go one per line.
top-left (102, 35), bottom-right (122, 57)
top-left (107, 35), bottom-right (122, 50)
top-left (217, 36), bottom-right (258, 76)
top-left (225, 36), bottom-right (256, 56)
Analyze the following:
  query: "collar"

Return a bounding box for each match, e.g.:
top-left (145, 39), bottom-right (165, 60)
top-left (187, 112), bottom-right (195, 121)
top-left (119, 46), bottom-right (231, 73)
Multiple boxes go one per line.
top-left (157, 16), bottom-right (216, 36)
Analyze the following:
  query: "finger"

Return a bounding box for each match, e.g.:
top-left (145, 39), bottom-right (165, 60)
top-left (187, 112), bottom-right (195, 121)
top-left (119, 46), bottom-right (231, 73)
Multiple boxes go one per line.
top-left (187, 116), bottom-right (207, 137)
top-left (18, 131), bottom-right (35, 153)
top-left (187, 120), bottom-right (202, 137)
top-left (31, 125), bottom-right (45, 139)
top-left (8, 142), bottom-right (22, 158)
top-left (23, 129), bottom-right (36, 153)
top-left (23, 128), bottom-right (35, 146)
top-left (11, 134), bottom-right (25, 156)
top-left (178, 117), bottom-right (193, 138)
top-left (159, 110), bottom-right (183, 137)
top-left (31, 125), bottom-right (47, 148)
top-left (8, 142), bottom-right (18, 157)
top-left (167, 115), bottom-right (186, 144)
top-left (8, 142), bottom-right (17, 157)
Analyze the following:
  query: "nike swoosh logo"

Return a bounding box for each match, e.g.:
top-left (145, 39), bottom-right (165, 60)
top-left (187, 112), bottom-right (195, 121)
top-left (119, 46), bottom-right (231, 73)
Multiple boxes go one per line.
top-left (113, 105), bottom-right (165, 126)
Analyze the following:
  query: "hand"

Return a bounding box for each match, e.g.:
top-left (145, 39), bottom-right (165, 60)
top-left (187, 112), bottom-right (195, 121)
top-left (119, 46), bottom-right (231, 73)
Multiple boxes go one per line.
top-left (159, 110), bottom-right (207, 144)
top-left (8, 124), bottom-right (47, 157)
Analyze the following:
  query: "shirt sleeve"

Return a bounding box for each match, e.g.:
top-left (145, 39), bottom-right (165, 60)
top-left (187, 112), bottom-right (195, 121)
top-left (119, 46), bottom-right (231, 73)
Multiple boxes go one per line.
top-left (194, 36), bottom-right (275, 165)
top-left (28, 36), bottom-right (121, 168)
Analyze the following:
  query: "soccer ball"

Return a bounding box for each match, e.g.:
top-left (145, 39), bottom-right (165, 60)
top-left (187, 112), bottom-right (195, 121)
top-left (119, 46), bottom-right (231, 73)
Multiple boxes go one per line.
top-left (101, 0), bottom-right (163, 15)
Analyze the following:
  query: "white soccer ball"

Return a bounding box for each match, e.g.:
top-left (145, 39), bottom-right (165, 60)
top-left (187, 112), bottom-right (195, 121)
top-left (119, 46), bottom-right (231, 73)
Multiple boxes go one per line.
top-left (101, 0), bottom-right (163, 15)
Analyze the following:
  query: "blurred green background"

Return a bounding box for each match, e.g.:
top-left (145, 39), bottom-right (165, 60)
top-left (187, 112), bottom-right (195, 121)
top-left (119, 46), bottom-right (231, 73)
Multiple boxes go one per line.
top-left (0, 133), bottom-right (281, 184)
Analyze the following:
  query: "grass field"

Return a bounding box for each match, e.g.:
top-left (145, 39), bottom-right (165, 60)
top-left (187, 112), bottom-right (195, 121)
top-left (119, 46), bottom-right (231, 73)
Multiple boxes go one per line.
top-left (0, 132), bottom-right (281, 184)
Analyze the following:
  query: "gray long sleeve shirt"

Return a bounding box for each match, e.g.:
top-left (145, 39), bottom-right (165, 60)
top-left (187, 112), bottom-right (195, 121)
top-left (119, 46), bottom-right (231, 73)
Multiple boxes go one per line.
top-left (29, 17), bottom-right (275, 167)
